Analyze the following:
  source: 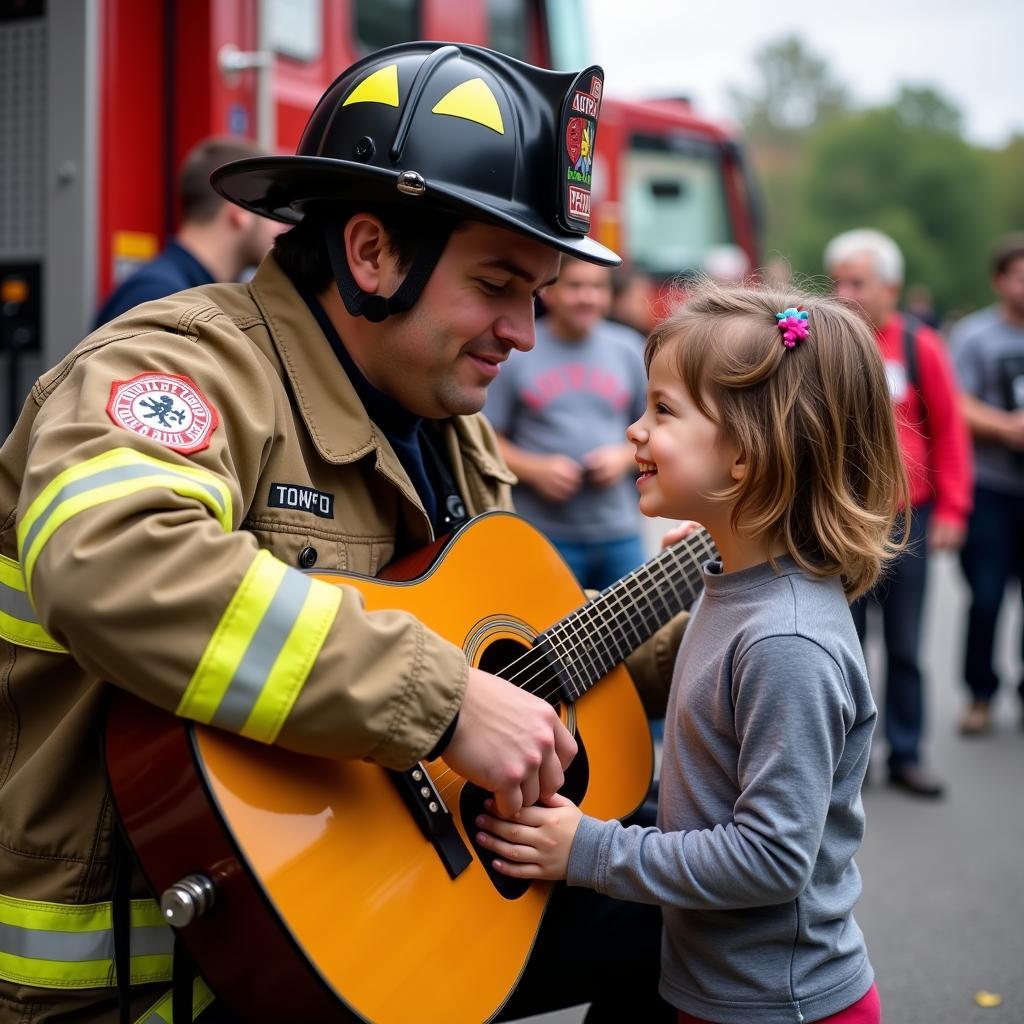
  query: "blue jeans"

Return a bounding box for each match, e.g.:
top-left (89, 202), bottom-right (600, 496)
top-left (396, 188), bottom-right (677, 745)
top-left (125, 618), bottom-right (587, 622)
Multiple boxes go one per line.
top-left (552, 534), bottom-right (647, 592)
top-left (851, 507), bottom-right (931, 770)
top-left (959, 486), bottom-right (1024, 704)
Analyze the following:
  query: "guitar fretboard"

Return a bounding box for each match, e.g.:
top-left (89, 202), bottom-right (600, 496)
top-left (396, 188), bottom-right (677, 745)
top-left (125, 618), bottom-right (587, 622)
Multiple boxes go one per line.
top-left (535, 528), bottom-right (717, 699)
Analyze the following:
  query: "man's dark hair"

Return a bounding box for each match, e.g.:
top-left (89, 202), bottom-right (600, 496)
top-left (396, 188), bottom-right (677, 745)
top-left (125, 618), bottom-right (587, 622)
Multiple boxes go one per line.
top-left (179, 136), bottom-right (266, 223)
top-left (992, 233), bottom-right (1024, 277)
top-left (272, 204), bottom-right (461, 293)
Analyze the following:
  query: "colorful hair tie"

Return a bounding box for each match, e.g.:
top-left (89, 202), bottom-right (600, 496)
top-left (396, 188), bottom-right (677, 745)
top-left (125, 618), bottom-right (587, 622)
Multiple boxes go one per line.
top-left (776, 307), bottom-right (809, 348)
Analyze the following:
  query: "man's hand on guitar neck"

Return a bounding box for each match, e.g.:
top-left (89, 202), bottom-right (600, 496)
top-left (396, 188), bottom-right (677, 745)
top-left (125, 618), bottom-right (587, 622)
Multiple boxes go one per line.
top-left (660, 520), bottom-right (704, 549)
top-left (442, 667), bottom-right (578, 818)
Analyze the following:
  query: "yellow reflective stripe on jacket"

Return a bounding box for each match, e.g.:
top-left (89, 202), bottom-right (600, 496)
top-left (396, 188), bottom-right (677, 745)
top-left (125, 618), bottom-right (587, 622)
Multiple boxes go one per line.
top-left (17, 447), bottom-right (233, 596)
top-left (178, 549), bottom-right (342, 742)
top-left (135, 976), bottom-right (215, 1023)
top-left (0, 554), bottom-right (67, 653)
top-left (0, 892), bottom-right (172, 989)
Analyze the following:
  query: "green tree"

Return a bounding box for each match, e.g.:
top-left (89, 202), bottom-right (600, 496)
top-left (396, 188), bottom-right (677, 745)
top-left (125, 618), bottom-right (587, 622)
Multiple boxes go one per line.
top-left (729, 37), bottom-right (851, 268)
top-left (986, 134), bottom-right (1024, 236)
top-left (892, 85), bottom-right (963, 136)
top-left (792, 97), bottom-right (996, 312)
top-left (729, 35), bottom-right (849, 143)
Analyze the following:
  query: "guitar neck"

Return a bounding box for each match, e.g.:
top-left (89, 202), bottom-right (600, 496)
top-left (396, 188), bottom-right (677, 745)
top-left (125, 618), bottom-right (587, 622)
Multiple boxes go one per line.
top-left (537, 528), bottom-right (717, 697)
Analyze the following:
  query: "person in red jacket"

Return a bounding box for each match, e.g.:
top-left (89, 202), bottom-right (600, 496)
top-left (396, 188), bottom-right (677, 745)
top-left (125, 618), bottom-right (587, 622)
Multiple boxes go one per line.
top-left (826, 229), bottom-right (973, 798)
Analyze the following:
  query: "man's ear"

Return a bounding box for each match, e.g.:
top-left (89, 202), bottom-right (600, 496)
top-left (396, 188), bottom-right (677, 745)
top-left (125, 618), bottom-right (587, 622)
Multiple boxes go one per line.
top-left (344, 213), bottom-right (396, 295)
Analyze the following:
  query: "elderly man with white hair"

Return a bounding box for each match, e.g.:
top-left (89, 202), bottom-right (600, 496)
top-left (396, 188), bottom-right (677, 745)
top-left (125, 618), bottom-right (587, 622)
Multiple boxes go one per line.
top-left (825, 228), bottom-right (973, 798)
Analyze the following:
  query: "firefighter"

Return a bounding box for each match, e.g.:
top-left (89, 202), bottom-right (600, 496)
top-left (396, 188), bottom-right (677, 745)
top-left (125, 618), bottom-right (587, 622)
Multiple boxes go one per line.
top-left (0, 42), bottom-right (680, 1023)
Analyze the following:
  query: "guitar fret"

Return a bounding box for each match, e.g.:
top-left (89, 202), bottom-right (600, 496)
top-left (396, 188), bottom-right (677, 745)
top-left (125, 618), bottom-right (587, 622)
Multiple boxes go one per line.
top-left (580, 600), bottom-right (617, 678)
top-left (538, 529), bottom-right (719, 696)
top-left (565, 610), bottom-right (601, 689)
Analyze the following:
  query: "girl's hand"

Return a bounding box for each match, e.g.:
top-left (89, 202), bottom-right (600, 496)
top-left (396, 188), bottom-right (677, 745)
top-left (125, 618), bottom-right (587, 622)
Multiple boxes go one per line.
top-left (660, 519), bottom-right (704, 549)
top-left (475, 793), bottom-right (583, 880)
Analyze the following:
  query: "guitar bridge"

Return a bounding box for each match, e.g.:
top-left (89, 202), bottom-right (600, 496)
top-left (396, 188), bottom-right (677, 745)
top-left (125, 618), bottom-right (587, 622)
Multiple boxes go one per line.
top-left (388, 763), bottom-right (472, 879)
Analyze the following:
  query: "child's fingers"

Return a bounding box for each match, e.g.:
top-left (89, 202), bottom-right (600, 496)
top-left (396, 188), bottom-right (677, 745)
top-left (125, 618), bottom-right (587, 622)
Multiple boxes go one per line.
top-left (540, 792), bottom-right (574, 809)
top-left (476, 812), bottom-right (538, 841)
top-left (490, 857), bottom-right (545, 879)
top-left (476, 829), bottom-right (538, 866)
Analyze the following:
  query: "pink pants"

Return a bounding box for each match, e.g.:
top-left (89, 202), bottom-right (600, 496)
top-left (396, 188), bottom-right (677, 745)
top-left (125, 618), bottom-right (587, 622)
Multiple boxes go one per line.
top-left (677, 982), bottom-right (881, 1024)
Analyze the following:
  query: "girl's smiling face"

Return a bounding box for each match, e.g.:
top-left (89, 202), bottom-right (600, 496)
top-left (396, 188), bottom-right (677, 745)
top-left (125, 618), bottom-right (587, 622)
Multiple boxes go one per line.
top-left (627, 345), bottom-right (742, 525)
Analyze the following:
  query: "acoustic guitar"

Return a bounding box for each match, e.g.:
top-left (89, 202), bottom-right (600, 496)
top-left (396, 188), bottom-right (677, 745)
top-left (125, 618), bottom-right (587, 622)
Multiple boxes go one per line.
top-left (106, 511), bottom-right (714, 1024)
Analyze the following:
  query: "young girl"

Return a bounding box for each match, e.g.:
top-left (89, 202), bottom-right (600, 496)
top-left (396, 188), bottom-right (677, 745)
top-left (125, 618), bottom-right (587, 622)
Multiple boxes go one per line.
top-left (476, 282), bottom-right (908, 1024)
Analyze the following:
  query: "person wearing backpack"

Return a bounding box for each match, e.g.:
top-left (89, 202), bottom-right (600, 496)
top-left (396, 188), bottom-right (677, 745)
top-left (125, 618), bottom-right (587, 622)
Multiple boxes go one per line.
top-left (825, 229), bottom-right (973, 798)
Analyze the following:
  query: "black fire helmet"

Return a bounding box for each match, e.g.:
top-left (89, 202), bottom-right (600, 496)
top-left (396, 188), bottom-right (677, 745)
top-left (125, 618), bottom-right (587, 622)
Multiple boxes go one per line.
top-left (212, 41), bottom-right (619, 321)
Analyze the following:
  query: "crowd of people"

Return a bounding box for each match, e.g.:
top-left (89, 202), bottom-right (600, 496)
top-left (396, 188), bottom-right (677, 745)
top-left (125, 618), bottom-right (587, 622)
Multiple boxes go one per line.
top-left (1, 36), bottom-right (1022, 1024)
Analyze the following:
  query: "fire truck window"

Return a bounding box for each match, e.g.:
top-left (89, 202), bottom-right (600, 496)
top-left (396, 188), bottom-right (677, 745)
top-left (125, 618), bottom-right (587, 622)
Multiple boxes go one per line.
top-left (625, 139), bottom-right (732, 278)
top-left (355, 0), bottom-right (420, 53)
top-left (544, 0), bottom-right (588, 71)
top-left (488, 0), bottom-right (527, 59)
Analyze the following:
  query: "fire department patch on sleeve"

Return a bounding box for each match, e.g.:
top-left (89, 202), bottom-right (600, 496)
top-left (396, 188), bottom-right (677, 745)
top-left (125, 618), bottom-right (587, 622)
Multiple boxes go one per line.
top-left (106, 373), bottom-right (219, 454)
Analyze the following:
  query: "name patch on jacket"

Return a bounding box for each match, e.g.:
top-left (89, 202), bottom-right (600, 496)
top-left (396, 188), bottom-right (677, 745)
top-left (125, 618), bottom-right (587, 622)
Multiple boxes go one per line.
top-left (268, 483), bottom-right (335, 519)
top-left (107, 373), bottom-right (219, 454)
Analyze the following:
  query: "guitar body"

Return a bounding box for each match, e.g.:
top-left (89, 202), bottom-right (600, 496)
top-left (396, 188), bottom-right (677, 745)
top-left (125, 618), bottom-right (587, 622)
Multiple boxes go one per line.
top-left (107, 512), bottom-right (654, 1024)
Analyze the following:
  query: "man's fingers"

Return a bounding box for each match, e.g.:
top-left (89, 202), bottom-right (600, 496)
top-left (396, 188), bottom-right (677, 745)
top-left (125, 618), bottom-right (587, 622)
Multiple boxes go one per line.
top-left (537, 748), bottom-right (565, 802)
top-left (554, 722), bottom-right (578, 770)
top-left (493, 784), bottom-right (523, 820)
top-left (661, 519), bottom-right (703, 548)
top-left (519, 774), bottom-right (540, 811)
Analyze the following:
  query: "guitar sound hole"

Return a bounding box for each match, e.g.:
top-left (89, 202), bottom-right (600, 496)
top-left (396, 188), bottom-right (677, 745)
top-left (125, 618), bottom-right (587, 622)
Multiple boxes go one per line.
top-left (466, 637), bottom-right (590, 898)
top-left (477, 637), bottom-right (560, 709)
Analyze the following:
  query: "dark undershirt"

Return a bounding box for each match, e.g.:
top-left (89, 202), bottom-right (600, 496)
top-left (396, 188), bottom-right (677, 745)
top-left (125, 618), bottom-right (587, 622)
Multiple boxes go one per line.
top-left (297, 286), bottom-right (467, 541)
top-left (296, 286), bottom-right (464, 756)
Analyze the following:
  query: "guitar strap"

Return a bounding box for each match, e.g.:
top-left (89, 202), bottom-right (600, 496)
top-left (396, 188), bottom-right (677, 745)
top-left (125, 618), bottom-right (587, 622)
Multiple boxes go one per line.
top-left (172, 936), bottom-right (197, 1024)
top-left (110, 815), bottom-right (202, 1024)
top-left (110, 824), bottom-right (133, 1024)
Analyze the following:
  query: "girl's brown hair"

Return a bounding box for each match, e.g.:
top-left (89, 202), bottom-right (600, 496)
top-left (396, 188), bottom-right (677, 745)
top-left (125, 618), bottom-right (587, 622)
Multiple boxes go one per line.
top-left (647, 280), bottom-right (909, 599)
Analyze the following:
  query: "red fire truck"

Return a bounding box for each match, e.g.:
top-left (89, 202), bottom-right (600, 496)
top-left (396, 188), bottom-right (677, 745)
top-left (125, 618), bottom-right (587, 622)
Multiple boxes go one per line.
top-left (0, 0), bottom-right (760, 433)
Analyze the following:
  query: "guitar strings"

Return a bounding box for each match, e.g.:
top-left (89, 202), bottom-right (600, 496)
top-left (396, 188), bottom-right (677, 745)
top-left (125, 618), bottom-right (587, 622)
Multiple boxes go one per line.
top-left (428, 533), bottom-right (715, 801)
top-left (429, 558), bottom-right (703, 802)
top-left (483, 538), bottom-right (706, 701)
top-left (492, 531), bottom-right (713, 702)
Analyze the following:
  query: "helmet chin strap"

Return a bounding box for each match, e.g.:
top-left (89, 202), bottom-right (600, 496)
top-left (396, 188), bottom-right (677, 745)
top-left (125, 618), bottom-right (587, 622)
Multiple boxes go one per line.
top-left (323, 216), bottom-right (455, 323)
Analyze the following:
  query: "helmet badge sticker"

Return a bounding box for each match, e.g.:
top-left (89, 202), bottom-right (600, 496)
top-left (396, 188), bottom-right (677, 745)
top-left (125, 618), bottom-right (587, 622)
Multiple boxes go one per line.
top-left (557, 68), bottom-right (603, 233)
top-left (106, 373), bottom-right (219, 455)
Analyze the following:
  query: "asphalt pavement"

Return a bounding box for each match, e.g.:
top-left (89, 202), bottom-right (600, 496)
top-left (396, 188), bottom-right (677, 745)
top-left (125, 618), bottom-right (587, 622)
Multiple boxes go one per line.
top-left (510, 548), bottom-right (1023, 1024)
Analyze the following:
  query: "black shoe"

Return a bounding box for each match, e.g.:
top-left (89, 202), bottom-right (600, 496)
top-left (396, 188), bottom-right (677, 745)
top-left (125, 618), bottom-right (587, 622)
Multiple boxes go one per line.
top-left (888, 764), bottom-right (946, 799)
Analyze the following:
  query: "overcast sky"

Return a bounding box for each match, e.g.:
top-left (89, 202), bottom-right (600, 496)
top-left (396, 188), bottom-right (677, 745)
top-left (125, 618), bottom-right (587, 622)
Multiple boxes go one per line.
top-left (585, 0), bottom-right (1022, 147)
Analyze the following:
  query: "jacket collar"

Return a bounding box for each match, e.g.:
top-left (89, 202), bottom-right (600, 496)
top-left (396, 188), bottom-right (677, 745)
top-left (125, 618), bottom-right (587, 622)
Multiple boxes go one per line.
top-left (249, 255), bottom-right (380, 465)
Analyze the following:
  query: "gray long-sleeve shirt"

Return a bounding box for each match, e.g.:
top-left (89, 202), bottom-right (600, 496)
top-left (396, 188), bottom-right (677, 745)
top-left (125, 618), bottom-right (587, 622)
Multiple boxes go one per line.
top-left (568, 558), bottom-right (876, 1023)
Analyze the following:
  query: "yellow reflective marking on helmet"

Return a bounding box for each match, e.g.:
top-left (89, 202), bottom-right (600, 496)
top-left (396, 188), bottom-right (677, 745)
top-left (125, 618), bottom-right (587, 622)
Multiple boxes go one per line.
top-left (342, 64), bottom-right (399, 108)
top-left (432, 78), bottom-right (504, 135)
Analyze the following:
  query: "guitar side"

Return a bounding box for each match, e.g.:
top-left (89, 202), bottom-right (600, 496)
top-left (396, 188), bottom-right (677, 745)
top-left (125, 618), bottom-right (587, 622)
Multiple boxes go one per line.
top-left (109, 513), bottom-right (654, 1024)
